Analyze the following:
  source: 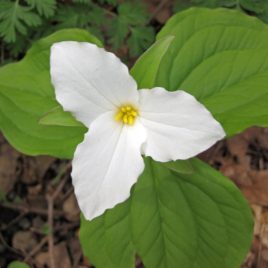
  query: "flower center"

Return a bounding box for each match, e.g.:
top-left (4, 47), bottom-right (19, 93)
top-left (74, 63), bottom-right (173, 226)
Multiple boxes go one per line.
top-left (114, 105), bottom-right (138, 125)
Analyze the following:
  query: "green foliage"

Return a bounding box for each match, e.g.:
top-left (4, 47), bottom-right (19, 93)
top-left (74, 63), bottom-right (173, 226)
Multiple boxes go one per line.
top-left (0, 188), bottom-right (6, 202)
top-left (1, 7), bottom-right (266, 268)
top-left (73, 0), bottom-right (90, 4)
top-left (7, 261), bottom-right (30, 268)
top-left (173, 0), bottom-right (268, 23)
top-left (80, 158), bottom-right (253, 268)
top-left (131, 35), bottom-right (175, 89)
top-left (173, 0), bottom-right (219, 11)
top-left (1, 0), bottom-right (268, 65)
top-left (0, 29), bottom-right (101, 157)
top-left (132, 7), bottom-right (268, 136)
top-left (55, 4), bottom-right (93, 29)
top-left (39, 105), bottom-right (84, 127)
top-left (0, 0), bottom-right (41, 43)
top-left (127, 26), bottom-right (155, 57)
top-left (52, 2), bottom-right (107, 43)
top-left (0, 0), bottom-right (155, 65)
top-left (98, 0), bottom-right (118, 6)
top-left (25, 0), bottom-right (56, 18)
top-left (240, 0), bottom-right (264, 13)
top-left (107, 1), bottom-right (155, 56)
top-left (163, 158), bottom-right (194, 174)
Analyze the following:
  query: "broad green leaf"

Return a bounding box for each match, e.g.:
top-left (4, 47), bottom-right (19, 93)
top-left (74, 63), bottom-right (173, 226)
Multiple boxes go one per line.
top-left (39, 106), bottom-right (84, 127)
top-left (7, 261), bottom-right (30, 268)
top-left (163, 158), bottom-right (194, 174)
top-left (80, 201), bottom-right (135, 268)
top-left (0, 29), bottom-right (102, 158)
top-left (80, 158), bottom-right (253, 268)
top-left (131, 35), bottom-right (175, 89)
top-left (132, 8), bottom-right (268, 136)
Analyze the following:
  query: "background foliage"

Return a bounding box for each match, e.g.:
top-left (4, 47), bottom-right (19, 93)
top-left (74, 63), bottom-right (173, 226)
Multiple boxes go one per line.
top-left (0, 0), bottom-right (155, 64)
top-left (1, 0), bottom-right (268, 66)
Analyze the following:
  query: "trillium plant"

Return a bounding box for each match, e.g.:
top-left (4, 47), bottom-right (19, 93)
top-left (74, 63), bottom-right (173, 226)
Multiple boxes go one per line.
top-left (2, 6), bottom-right (268, 268)
top-left (50, 41), bottom-right (225, 220)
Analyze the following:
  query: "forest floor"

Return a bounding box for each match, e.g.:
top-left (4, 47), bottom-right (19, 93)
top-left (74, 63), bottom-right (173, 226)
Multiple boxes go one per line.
top-left (1, 127), bottom-right (268, 268)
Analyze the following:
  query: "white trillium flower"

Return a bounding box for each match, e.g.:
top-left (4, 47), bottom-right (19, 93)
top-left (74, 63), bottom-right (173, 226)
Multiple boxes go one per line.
top-left (50, 41), bottom-right (225, 220)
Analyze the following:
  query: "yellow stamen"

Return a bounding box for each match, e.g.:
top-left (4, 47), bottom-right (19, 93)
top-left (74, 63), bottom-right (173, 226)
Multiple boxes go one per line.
top-left (114, 104), bottom-right (138, 126)
top-left (128, 116), bottom-right (134, 125)
top-left (123, 114), bottom-right (128, 124)
top-left (115, 111), bottom-right (123, 121)
top-left (131, 111), bottom-right (137, 117)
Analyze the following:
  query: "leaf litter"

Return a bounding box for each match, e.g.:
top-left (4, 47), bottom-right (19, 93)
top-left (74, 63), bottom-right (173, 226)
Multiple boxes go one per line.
top-left (1, 124), bottom-right (268, 267)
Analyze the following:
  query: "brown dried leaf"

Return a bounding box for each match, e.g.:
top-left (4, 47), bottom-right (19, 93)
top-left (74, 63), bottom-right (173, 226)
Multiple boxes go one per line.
top-left (63, 193), bottom-right (80, 222)
top-left (12, 231), bottom-right (37, 253)
top-left (0, 134), bottom-right (19, 194)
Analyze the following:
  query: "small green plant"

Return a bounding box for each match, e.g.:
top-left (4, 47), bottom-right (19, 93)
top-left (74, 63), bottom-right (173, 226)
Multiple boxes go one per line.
top-left (7, 261), bottom-right (30, 268)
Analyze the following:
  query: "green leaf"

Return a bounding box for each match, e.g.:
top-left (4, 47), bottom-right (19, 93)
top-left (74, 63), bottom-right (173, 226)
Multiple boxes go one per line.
top-left (219, 0), bottom-right (236, 8)
top-left (7, 261), bottom-right (30, 268)
top-left (80, 200), bottom-right (135, 268)
top-left (0, 0), bottom-right (42, 43)
top-left (172, 0), bottom-right (193, 12)
top-left (25, 0), bottom-right (56, 18)
top-left (54, 4), bottom-right (91, 29)
top-left (80, 158), bottom-right (253, 268)
top-left (163, 158), bottom-right (194, 174)
top-left (108, 16), bottom-right (129, 49)
top-left (258, 1), bottom-right (268, 23)
top-left (0, 188), bottom-right (6, 202)
top-left (97, 0), bottom-right (118, 6)
top-left (108, 1), bottom-right (150, 49)
top-left (88, 5), bottom-right (106, 26)
top-left (132, 7), bottom-right (268, 136)
top-left (131, 35), bottom-right (175, 89)
top-left (191, 0), bottom-right (220, 7)
top-left (5, 34), bottom-right (29, 58)
top-left (173, 0), bottom-right (220, 12)
top-left (73, 0), bottom-right (90, 3)
top-left (239, 0), bottom-right (264, 14)
top-left (39, 106), bottom-right (84, 127)
top-left (117, 2), bottom-right (149, 25)
top-left (127, 26), bottom-right (155, 57)
top-left (0, 29), bottom-right (102, 158)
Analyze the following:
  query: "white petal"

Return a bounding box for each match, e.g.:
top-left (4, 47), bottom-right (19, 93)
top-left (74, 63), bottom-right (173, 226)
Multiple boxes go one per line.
top-left (50, 41), bottom-right (138, 127)
top-left (138, 87), bottom-right (225, 162)
top-left (72, 112), bottom-right (147, 220)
